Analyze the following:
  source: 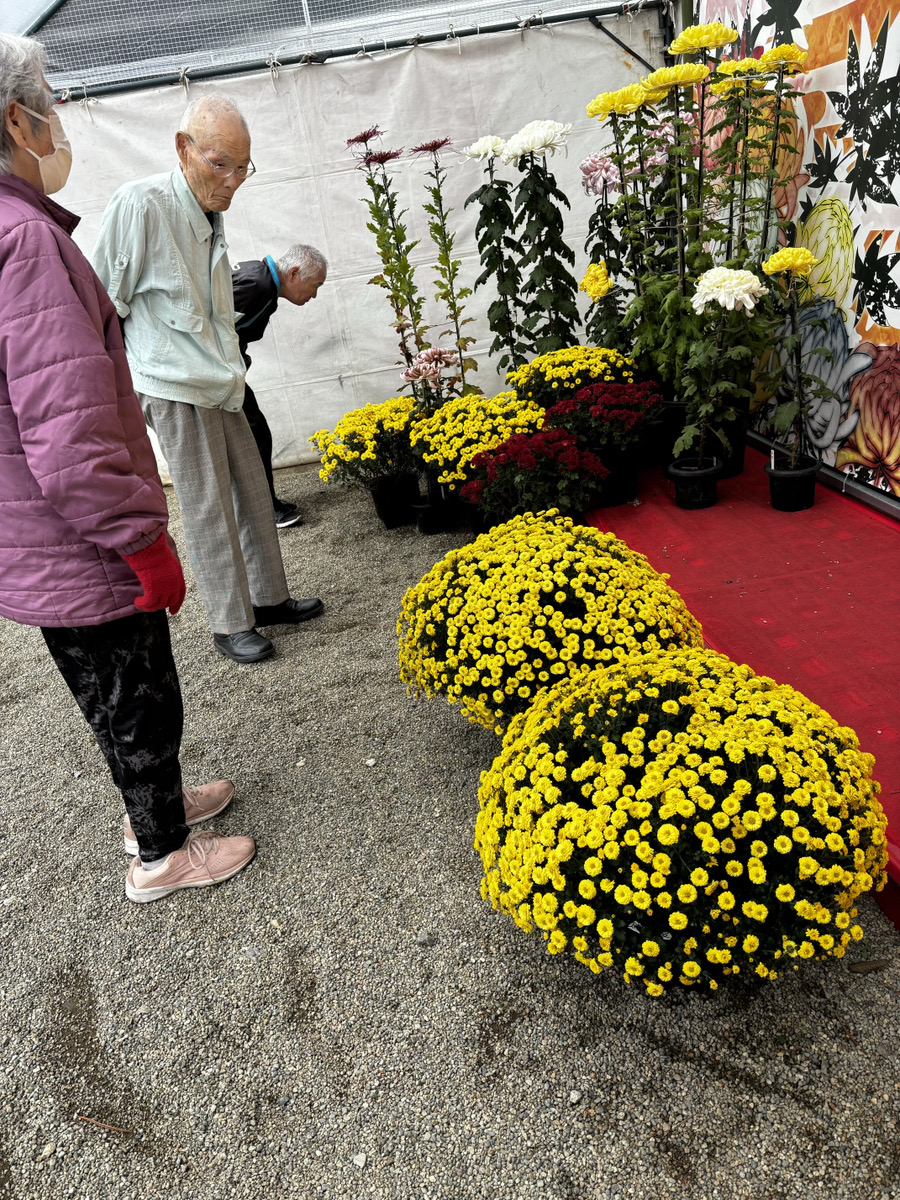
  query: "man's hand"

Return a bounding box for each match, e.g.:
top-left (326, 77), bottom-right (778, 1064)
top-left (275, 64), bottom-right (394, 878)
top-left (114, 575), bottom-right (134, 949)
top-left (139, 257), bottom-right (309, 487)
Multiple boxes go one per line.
top-left (123, 534), bottom-right (186, 615)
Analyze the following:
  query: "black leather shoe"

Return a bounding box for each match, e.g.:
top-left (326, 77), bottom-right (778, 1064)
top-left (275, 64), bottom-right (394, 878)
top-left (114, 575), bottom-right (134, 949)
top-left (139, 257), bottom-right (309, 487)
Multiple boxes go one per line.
top-left (213, 629), bottom-right (274, 663)
top-left (253, 598), bottom-right (324, 627)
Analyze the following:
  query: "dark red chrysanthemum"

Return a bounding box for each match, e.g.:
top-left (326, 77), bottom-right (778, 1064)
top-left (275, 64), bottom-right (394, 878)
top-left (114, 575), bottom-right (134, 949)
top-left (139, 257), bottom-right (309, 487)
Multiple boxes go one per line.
top-left (346, 126), bottom-right (381, 148)
top-left (409, 137), bottom-right (452, 156)
top-left (362, 148), bottom-right (403, 167)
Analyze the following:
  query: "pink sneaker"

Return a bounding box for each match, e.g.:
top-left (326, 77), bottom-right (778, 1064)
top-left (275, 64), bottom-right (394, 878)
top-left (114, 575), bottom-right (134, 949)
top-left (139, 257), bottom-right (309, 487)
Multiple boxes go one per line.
top-left (123, 779), bottom-right (235, 856)
top-left (125, 831), bottom-right (256, 903)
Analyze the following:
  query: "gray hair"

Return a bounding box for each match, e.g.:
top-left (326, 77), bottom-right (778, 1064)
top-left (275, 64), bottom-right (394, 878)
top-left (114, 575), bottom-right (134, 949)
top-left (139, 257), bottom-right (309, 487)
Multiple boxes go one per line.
top-left (0, 34), bottom-right (52, 175)
top-left (276, 243), bottom-right (328, 279)
top-left (178, 94), bottom-right (249, 138)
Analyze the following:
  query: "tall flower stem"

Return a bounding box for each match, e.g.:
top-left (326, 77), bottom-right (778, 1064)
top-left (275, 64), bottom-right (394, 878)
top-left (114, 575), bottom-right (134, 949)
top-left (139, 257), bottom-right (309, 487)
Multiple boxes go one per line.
top-left (610, 114), bottom-right (643, 297)
top-left (672, 89), bottom-right (687, 292)
top-left (466, 158), bottom-right (525, 370)
top-left (358, 160), bottom-right (420, 398)
top-left (789, 284), bottom-right (804, 469)
top-left (632, 108), bottom-right (653, 242)
top-left (759, 66), bottom-right (786, 261)
top-left (736, 79), bottom-right (752, 257)
top-left (695, 79), bottom-right (707, 249)
top-left (418, 145), bottom-right (471, 394)
top-left (377, 160), bottom-right (427, 357)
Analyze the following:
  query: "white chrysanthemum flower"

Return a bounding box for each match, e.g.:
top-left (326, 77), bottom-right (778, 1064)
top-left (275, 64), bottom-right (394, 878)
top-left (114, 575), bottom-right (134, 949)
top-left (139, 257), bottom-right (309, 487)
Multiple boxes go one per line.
top-left (462, 135), bottom-right (506, 160)
top-left (501, 120), bottom-right (572, 163)
top-left (691, 267), bottom-right (766, 314)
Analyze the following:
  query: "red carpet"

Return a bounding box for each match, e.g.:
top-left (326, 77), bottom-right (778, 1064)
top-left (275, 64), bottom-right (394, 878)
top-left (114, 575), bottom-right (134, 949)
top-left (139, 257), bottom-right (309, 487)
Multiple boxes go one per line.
top-left (586, 447), bottom-right (900, 925)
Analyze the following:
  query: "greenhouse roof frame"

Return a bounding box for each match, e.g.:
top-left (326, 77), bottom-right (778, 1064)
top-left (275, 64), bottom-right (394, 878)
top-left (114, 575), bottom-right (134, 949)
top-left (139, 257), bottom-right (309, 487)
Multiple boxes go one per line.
top-left (20, 0), bottom-right (672, 98)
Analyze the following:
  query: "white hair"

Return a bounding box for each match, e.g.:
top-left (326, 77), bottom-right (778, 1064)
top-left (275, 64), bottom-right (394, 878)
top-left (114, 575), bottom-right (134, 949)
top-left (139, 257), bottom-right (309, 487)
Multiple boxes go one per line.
top-left (178, 94), bottom-right (249, 138)
top-left (0, 34), bottom-right (52, 175)
top-left (276, 243), bottom-right (328, 279)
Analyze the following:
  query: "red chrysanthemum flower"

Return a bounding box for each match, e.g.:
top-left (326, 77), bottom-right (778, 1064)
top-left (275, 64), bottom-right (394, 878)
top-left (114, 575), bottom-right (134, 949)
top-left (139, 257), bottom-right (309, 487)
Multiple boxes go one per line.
top-left (346, 126), bottom-right (381, 148)
top-left (409, 137), bottom-right (452, 156)
top-left (362, 148), bottom-right (403, 167)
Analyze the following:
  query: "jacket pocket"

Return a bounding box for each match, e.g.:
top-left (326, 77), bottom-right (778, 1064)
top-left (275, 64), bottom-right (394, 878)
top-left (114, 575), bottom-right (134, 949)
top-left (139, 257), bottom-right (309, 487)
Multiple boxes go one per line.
top-left (147, 294), bottom-right (205, 334)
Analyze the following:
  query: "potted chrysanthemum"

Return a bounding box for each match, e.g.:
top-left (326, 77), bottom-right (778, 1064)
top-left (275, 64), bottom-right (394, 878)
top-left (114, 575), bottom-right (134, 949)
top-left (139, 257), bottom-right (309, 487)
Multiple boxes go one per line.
top-left (668, 265), bottom-right (769, 508)
top-left (309, 396), bottom-right (421, 528)
top-left (760, 247), bottom-right (830, 511)
top-left (543, 379), bottom-right (663, 505)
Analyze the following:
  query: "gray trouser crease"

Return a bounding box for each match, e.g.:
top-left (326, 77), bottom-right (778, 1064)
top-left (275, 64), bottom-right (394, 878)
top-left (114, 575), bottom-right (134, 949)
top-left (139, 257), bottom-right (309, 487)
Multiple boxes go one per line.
top-left (140, 394), bottom-right (288, 633)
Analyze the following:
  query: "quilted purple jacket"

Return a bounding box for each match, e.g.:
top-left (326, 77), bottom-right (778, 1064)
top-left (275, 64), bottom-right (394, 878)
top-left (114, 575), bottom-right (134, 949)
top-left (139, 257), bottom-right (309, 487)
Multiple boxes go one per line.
top-left (0, 175), bottom-right (169, 627)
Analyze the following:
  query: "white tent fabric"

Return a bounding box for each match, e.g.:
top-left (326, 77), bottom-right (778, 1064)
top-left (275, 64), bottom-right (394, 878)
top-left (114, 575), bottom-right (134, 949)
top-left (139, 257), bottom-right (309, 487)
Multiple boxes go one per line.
top-left (60, 15), bottom-right (664, 470)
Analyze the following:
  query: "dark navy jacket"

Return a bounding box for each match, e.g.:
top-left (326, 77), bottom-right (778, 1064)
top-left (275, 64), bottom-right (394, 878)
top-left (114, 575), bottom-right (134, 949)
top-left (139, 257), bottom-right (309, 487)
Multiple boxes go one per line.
top-left (232, 255), bottom-right (280, 363)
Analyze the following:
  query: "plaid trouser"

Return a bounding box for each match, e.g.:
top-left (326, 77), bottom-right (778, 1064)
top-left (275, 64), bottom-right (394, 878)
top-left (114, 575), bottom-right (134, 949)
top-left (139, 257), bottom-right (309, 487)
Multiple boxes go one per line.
top-left (139, 394), bottom-right (288, 634)
top-left (41, 611), bottom-right (189, 862)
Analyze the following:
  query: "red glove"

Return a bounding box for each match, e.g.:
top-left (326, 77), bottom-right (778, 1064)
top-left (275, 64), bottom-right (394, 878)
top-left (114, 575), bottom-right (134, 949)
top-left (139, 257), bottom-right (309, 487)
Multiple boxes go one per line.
top-left (123, 534), bottom-right (186, 615)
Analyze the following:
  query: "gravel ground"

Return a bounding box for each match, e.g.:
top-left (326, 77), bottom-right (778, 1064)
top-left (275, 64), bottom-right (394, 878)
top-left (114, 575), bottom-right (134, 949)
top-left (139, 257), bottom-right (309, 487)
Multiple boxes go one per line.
top-left (1, 465), bottom-right (899, 1200)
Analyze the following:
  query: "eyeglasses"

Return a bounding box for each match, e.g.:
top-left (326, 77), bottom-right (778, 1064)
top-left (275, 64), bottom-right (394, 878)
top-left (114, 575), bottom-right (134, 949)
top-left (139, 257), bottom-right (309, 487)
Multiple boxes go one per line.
top-left (186, 135), bottom-right (256, 180)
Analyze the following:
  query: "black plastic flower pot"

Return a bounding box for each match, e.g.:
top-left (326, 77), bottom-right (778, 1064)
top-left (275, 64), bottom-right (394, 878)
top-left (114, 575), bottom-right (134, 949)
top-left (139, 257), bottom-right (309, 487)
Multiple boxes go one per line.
top-left (667, 457), bottom-right (721, 510)
top-left (716, 408), bottom-right (749, 479)
top-left (646, 400), bottom-right (689, 467)
top-left (764, 456), bottom-right (818, 512)
top-left (411, 496), bottom-right (466, 535)
top-left (368, 472), bottom-right (420, 529)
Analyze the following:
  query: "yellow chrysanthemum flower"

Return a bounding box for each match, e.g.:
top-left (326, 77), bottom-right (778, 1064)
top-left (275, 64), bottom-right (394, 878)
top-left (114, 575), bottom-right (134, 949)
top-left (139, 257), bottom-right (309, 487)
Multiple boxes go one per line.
top-left (759, 43), bottom-right (809, 74)
top-left (709, 58), bottom-right (767, 96)
top-left (669, 21), bottom-right (739, 56)
top-left (762, 247), bottom-right (820, 277)
top-left (580, 261), bottom-right (612, 302)
top-left (641, 64), bottom-right (710, 94)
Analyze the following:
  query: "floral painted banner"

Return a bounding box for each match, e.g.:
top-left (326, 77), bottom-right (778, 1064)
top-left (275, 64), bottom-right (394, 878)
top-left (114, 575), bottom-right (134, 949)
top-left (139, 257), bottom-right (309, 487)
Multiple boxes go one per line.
top-left (698, 0), bottom-right (900, 497)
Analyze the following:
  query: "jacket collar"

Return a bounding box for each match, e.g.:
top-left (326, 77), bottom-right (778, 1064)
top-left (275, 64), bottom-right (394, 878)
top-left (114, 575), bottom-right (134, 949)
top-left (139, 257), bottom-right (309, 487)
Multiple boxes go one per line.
top-left (171, 167), bottom-right (221, 242)
top-left (0, 173), bottom-right (80, 234)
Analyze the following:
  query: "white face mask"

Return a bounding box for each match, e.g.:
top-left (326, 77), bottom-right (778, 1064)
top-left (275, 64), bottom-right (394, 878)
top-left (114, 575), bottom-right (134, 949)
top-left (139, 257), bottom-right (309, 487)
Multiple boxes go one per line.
top-left (19, 105), bottom-right (72, 194)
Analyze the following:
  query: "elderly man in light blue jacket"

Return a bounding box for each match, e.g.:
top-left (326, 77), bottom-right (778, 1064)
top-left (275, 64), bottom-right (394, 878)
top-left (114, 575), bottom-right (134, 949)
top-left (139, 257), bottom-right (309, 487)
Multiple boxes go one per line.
top-left (91, 95), bottom-right (322, 663)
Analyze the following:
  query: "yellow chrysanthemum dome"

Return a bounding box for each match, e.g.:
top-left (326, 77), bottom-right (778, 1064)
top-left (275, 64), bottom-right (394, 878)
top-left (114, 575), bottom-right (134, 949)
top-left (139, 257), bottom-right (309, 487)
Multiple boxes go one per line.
top-left (475, 647), bottom-right (888, 995)
top-left (669, 21), bottom-right (739, 56)
top-left (641, 64), bottom-right (710, 93)
top-left (762, 247), bottom-right (820, 277)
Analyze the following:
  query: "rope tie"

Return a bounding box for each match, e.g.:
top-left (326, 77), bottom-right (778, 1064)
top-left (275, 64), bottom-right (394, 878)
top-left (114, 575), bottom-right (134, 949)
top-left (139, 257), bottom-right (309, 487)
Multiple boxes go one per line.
top-left (266, 50), bottom-right (282, 84)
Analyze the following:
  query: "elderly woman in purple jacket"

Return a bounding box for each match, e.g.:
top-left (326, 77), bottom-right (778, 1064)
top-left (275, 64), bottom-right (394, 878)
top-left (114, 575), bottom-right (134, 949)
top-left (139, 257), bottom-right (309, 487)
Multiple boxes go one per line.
top-left (0, 34), bottom-right (255, 901)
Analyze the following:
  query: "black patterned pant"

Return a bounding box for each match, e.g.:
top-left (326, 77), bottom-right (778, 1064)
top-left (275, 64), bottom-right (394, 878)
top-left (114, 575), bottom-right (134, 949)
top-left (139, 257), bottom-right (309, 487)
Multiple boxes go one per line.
top-left (41, 611), bottom-right (189, 862)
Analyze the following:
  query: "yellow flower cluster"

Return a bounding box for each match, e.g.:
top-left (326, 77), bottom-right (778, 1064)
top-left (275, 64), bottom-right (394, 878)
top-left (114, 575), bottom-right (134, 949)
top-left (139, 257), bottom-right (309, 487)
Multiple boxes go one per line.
top-left (507, 346), bottom-right (635, 407)
top-left (475, 648), bottom-right (888, 996)
top-left (669, 22), bottom-right (739, 56)
top-left (579, 262), bottom-right (613, 303)
top-left (762, 247), bottom-right (820, 278)
top-left (759, 43), bottom-right (808, 73)
top-left (587, 66), bottom-right (710, 118)
top-left (587, 84), bottom-right (647, 119)
top-left (409, 391), bottom-right (543, 486)
top-left (709, 58), bottom-right (768, 96)
top-left (397, 512), bottom-right (703, 733)
top-left (309, 396), bottom-right (417, 486)
top-left (643, 64), bottom-right (711, 95)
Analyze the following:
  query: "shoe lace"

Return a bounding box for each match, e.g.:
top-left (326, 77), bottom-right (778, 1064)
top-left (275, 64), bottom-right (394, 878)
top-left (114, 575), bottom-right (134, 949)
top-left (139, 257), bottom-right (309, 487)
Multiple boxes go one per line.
top-left (182, 785), bottom-right (202, 821)
top-left (186, 831), bottom-right (220, 880)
